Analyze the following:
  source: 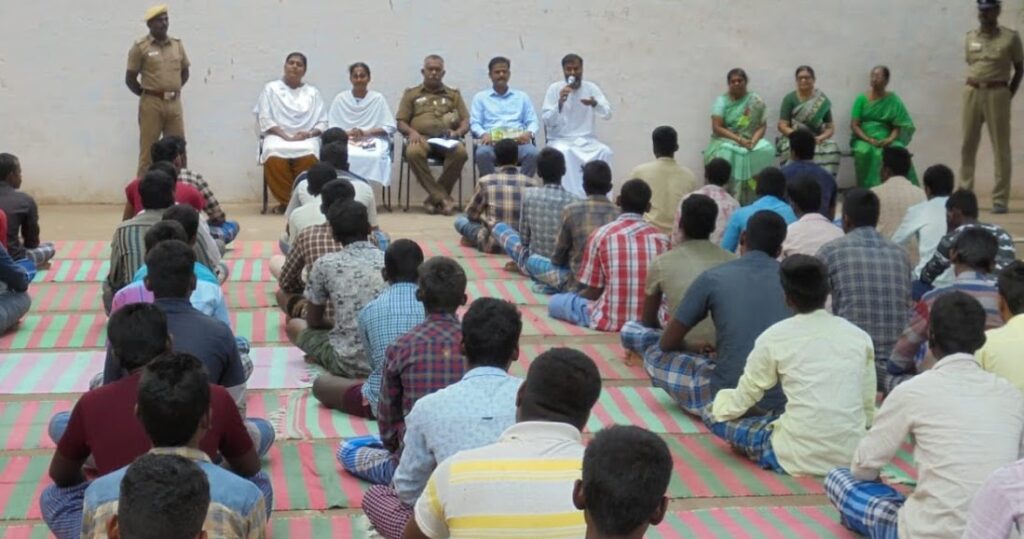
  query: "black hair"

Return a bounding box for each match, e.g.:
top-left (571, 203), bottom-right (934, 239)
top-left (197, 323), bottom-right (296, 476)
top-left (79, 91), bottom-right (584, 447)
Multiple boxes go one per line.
top-left (952, 227), bottom-right (998, 273)
top-left (536, 147), bottom-right (566, 185)
top-left (794, 65), bottom-right (816, 79)
top-left (780, 254), bottom-right (829, 313)
top-left (582, 160), bottom-right (613, 196)
top-left (619, 178), bottom-right (652, 214)
top-left (787, 175), bottom-right (823, 215)
top-left (320, 179), bottom-right (356, 215)
top-left (321, 127), bottom-right (348, 146)
top-left (652, 126), bottom-right (678, 157)
top-left (788, 129), bottom-right (816, 161)
top-left (326, 199), bottom-right (370, 245)
top-left (947, 189), bottom-right (979, 219)
top-left (145, 239), bottom-right (195, 299)
top-left (108, 303), bottom-right (169, 372)
top-left (882, 147), bottom-right (912, 177)
top-left (462, 298), bottom-right (523, 368)
top-left (137, 352), bottom-right (211, 447)
top-left (998, 261), bottom-right (1024, 315)
top-left (144, 220), bottom-right (188, 252)
top-left (493, 138), bottom-right (519, 167)
top-left (0, 153), bottom-right (18, 183)
top-left (744, 210), bottom-right (787, 256)
top-left (929, 291), bottom-right (987, 356)
top-left (519, 348), bottom-right (601, 430)
top-left (417, 256), bottom-right (467, 313)
top-left (923, 164), bottom-right (955, 197)
top-left (727, 68), bottom-right (748, 83)
top-left (139, 170), bottom-right (176, 210)
top-left (873, 65), bottom-right (891, 82)
top-left (118, 453), bottom-right (210, 539)
top-left (306, 162), bottom-right (338, 197)
top-left (348, 62), bottom-right (371, 77)
top-left (150, 137), bottom-right (184, 164)
top-left (705, 158), bottom-right (732, 187)
top-left (320, 141), bottom-right (349, 170)
top-left (679, 194), bottom-right (717, 241)
top-left (286, 52), bottom-right (307, 68)
top-left (755, 167), bottom-right (786, 198)
top-left (148, 161), bottom-right (178, 179)
top-left (161, 204), bottom-right (199, 242)
top-left (488, 56), bottom-right (511, 72)
top-left (561, 53), bottom-right (583, 67)
top-left (842, 188), bottom-right (881, 228)
top-left (385, 239), bottom-right (424, 284)
top-left (582, 426), bottom-right (671, 536)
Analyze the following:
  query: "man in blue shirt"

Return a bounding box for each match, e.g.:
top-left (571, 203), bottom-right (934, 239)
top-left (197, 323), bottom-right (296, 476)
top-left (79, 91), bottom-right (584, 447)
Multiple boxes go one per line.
top-left (781, 129), bottom-right (837, 219)
top-left (0, 234), bottom-right (30, 335)
top-left (470, 56), bottom-right (540, 177)
top-left (721, 167), bottom-right (797, 252)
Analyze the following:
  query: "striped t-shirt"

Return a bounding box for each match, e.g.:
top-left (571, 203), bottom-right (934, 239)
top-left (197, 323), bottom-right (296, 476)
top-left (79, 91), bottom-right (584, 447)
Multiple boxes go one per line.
top-left (414, 421), bottom-right (585, 538)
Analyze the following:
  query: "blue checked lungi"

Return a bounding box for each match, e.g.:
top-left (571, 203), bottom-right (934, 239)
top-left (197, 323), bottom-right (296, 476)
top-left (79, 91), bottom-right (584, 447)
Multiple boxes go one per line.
top-left (703, 411), bottom-right (785, 473)
top-left (337, 435), bottom-right (397, 485)
top-left (824, 467), bottom-right (902, 539)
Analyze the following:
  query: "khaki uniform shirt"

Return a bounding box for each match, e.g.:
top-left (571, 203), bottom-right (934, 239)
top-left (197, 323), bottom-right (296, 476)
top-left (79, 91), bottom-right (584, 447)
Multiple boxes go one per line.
top-left (127, 35), bottom-right (190, 92)
top-left (396, 84), bottom-right (468, 138)
top-left (966, 26), bottom-right (1024, 81)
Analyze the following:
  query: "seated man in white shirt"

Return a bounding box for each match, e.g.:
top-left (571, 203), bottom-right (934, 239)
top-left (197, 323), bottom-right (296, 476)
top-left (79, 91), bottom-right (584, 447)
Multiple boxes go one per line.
top-left (825, 291), bottom-right (1024, 539)
top-left (541, 53), bottom-right (612, 198)
top-left (470, 56), bottom-right (540, 177)
top-left (781, 175), bottom-right (842, 258)
top-left (891, 164), bottom-right (954, 283)
top-left (284, 163), bottom-right (336, 248)
top-left (705, 255), bottom-right (876, 476)
top-left (283, 127), bottom-right (347, 218)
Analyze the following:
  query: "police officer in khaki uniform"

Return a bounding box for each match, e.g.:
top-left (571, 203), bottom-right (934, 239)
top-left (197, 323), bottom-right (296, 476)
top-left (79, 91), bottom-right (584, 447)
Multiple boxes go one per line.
top-left (961, 0), bottom-right (1023, 213)
top-left (126, 5), bottom-right (190, 176)
top-left (396, 54), bottom-right (469, 215)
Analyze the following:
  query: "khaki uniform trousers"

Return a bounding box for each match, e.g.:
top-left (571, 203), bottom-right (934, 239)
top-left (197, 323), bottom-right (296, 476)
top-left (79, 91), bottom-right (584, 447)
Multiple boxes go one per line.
top-left (960, 85), bottom-right (1013, 207)
top-left (137, 94), bottom-right (184, 176)
top-left (405, 141), bottom-right (467, 206)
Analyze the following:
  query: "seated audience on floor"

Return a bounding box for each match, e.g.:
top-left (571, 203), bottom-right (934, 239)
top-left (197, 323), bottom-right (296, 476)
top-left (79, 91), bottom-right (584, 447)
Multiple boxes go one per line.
top-left (339, 256), bottom-right (468, 486)
top-left (977, 261), bottom-right (1024, 393)
top-left (455, 139), bottom-right (537, 253)
top-left (963, 457), bottom-right (1024, 537)
top-left (549, 178), bottom-right (670, 331)
top-left (363, 297), bottom-right (523, 539)
top-left (817, 188), bottom-right (911, 391)
top-left (887, 228), bottom-right (1004, 392)
top-left (720, 167), bottom-right (797, 253)
top-left (622, 210), bottom-right (791, 417)
top-left (123, 139), bottom-right (205, 220)
top-left (41, 308), bottom-right (270, 539)
top-left (105, 453), bottom-right (209, 539)
top-left (631, 126), bottom-right (697, 234)
top-left (825, 292), bottom-right (1024, 539)
top-left (273, 180), bottom-right (356, 318)
top-left (286, 200), bottom-right (385, 377)
top-left (284, 127), bottom-right (349, 218)
top-left (134, 207), bottom-right (219, 285)
top-left (0, 232), bottom-right (31, 335)
top-left (872, 147), bottom-right (925, 240)
top-left (891, 163), bottom-right (952, 283)
top-left (312, 239), bottom-right (425, 417)
top-left (170, 136), bottom-right (241, 244)
top-left (706, 255), bottom-right (875, 476)
top-left (915, 188), bottom-right (1016, 299)
top-left (781, 129), bottom-right (837, 219)
top-left (0, 153), bottom-right (55, 268)
top-left (81, 353), bottom-right (272, 538)
top-left (159, 188), bottom-right (226, 280)
top-left (674, 158), bottom-right (739, 246)
top-left (403, 347), bottom-right (601, 539)
top-left (573, 426), bottom-right (672, 539)
top-left (781, 175), bottom-right (842, 258)
top-left (285, 162), bottom-right (339, 248)
top-left (620, 194), bottom-right (733, 354)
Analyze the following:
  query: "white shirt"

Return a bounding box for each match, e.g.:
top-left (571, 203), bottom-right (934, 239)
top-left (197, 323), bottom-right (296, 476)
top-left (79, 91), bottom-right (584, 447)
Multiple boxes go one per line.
top-left (851, 353), bottom-right (1024, 539)
top-left (782, 213), bottom-right (844, 258)
top-left (541, 80), bottom-right (611, 140)
top-left (255, 80), bottom-right (328, 162)
top-left (285, 175), bottom-right (379, 242)
top-left (891, 196), bottom-right (949, 280)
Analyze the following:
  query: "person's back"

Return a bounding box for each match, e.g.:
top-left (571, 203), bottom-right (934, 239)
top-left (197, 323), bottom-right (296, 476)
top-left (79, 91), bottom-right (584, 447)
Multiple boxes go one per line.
top-left (872, 147), bottom-right (925, 240)
top-left (781, 158), bottom-right (836, 216)
top-left (892, 164), bottom-right (953, 281)
top-left (106, 170), bottom-right (175, 294)
top-left (920, 189), bottom-right (1016, 288)
top-left (519, 176), bottom-right (578, 259)
top-left (550, 160), bottom-right (618, 287)
top-left (782, 175), bottom-right (843, 258)
top-left (0, 153), bottom-right (47, 262)
top-left (975, 261), bottom-right (1024, 394)
top-left (675, 158), bottom-right (739, 246)
top-left (963, 457), bottom-right (1024, 537)
top-left (105, 453), bottom-right (210, 539)
top-left (721, 167), bottom-right (798, 252)
top-left (632, 126), bottom-right (697, 233)
top-left (459, 140), bottom-right (537, 253)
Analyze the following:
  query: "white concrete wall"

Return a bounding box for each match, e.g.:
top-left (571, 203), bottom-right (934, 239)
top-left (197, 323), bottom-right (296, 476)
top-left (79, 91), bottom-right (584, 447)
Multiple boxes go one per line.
top-left (0, 0), bottom-right (1022, 203)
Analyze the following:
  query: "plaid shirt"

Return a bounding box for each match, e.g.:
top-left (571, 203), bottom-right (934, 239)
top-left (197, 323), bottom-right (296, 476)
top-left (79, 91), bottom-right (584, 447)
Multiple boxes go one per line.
top-left (551, 195), bottom-right (619, 288)
top-left (178, 168), bottom-right (227, 224)
top-left (817, 227), bottom-right (912, 368)
top-left (465, 167), bottom-right (537, 252)
top-left (888, 272), bottom-right (1004, 376)
top-left (357, 282), bottom-right (425, 412)
top-left (379, 312), bottom-right (466, 456)
top-left (675, 184), bottom-right (740, 246)
top-left (578, 213), bottom-right (670, 332)
top-left (519, 184), bottom-right (579, 258)
top-left (921, 222), bottom-right (1016, 285)
top-left (279, 223), bottom-right (343, 295)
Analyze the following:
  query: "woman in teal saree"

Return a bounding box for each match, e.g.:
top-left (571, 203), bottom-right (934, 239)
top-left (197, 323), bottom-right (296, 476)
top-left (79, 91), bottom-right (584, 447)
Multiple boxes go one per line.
top-left (705, 68), bottom-right (775, 205)
top-left (851, 65), bottom-right (917, 187)
top-left (777, 65), bottom-right (841, 175)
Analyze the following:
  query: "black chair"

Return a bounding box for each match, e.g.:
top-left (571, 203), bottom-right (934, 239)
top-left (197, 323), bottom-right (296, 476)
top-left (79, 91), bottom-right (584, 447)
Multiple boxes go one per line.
top-left (397, 136), bottom-right (465, 212)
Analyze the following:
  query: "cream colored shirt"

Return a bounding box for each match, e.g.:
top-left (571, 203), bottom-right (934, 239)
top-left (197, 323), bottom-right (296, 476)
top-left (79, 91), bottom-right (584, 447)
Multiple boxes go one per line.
top-left (872, 176), bottom-right (925, 242)
top-left (978, 314), bottom-right (1024, 394)
top-left (711, 310), bottom-right (876, 476)
top-left (851, 353), bottom-right (1024, 539)
top-left (782, 213), bottom-right (843, 258)
top-left (632, 157), bottom-right (698, 233)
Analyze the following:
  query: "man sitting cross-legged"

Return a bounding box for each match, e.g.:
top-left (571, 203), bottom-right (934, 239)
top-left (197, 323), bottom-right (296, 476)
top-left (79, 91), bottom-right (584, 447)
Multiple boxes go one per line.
top-left (284, 127), bottom-right (348, 218)
top-left (825, 292), bottom-right (1024, 538)
top-left (171, 136), bottom-right (242, 244)
top-left (283, 162), bottom-right (340, 250)
top-left (977, 261), bottom-right (1024, 393)
top-left (620, 194), bottom-right (734, 360)
top-left (720, 166), bottom-right (797, 253)
top-left (403, 347), bottom-right (601, 539)
top-left (622, 210), bottom-right (792, 417)
top-left (705, 255), bottom-right (876, 476)
top-left (362, 297), bottom-right (523, 539)
top-left (632, 125), bottom-right (698, 234)
top-left (0, 232), bottom-right (31, 335)
top-left (287, 200), bottom-right (386, 377)
top-left (80, 353), bottom-right (271, 538)
top-left (0, 152), bottom-right (55, 268)
top-left (454, 139), bottom-right (537, 253)
top-left (673, 158), bottom-right (740, 246)
top-left (549, 178), bottom-right (669, 332)
top-left (40, 307), bottom-right (270, 539)
top-left (339, 256), bottom-right (468, 486)
top-left (312, 239), bottom-right (425, 418)
top-left (573, 426), bottom-right (672, 539)
top-left (122, 139), bottom-right (205, 220)
top-left (780, 175), bottom-right (842, 258)
top-left (104, 453), bottom-right (209, 539)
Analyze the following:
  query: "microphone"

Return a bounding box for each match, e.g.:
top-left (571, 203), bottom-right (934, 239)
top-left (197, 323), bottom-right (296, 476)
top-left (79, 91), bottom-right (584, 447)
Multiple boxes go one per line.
top-left (566, 76), bottom-right (576, 87)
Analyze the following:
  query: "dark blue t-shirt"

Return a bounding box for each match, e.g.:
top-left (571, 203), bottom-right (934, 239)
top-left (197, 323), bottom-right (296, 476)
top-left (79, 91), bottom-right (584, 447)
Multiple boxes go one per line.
top-left (782, 160), bottom-right (837, 217)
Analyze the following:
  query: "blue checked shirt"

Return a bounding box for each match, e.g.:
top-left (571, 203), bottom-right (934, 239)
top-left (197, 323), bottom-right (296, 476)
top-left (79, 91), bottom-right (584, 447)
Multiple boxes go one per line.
top-left (469, 88), bottom-right (540, 137)
top-left (357, 282), bottom-right (425, 413)
top-left (519, 184), bottom-right (579, 258)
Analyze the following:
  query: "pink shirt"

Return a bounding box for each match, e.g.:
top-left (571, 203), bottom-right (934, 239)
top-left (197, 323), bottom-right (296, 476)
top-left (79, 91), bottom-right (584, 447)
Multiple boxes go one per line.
top-left (781, 213), bottom-right (843, 258)
top-left (964, 458), bottom-right (1024, 538)
top-left (674, 184), bottom-right (740, 246)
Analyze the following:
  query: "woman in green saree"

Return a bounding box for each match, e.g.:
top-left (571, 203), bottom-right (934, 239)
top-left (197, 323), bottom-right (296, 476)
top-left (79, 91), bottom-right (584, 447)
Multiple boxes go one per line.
top-left (705, 68), bottom-right (775, 205)
top-left (777, 65), bottom-right (841, 175)
top-left (851, 65), bottom-right (917, 187)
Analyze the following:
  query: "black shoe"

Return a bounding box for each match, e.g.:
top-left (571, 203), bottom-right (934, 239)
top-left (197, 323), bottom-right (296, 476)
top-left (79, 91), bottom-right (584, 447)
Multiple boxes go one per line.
top-left (993, 205), bottom-right (1009, 215)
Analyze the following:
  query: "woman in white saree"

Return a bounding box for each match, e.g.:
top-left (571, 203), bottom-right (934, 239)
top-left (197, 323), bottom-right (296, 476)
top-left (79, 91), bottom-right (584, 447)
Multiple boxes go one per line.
top-left (327, 62), bottom-right (396, 185)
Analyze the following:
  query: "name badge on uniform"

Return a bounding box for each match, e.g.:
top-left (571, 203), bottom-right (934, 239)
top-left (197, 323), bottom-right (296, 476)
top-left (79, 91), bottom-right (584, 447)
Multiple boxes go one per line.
top-left (970, 41), bottom-right (983, 51)
top-left (147, 50), bottom-right (161, 57)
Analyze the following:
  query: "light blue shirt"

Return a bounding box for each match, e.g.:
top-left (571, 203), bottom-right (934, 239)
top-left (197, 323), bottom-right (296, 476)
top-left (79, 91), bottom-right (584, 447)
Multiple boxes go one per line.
top-left (392, 367), bottom-right (522, 505)
top-left (470, 88), bottom-right (540, 138)
top-left (134, 261), bottom-right (219, 285)
top-left (357, 282), bottom-right (424, 412)
top-left (720, 195), bottom-right (798, 253)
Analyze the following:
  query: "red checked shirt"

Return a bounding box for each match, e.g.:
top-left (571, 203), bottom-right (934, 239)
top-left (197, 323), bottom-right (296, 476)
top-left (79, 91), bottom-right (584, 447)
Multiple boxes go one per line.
top-left (578, 213), bottom-right (670, 332)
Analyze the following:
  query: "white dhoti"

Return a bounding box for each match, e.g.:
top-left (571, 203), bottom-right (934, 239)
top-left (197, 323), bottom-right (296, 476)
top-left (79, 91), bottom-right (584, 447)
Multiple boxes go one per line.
top-left (348, 139), bottom-right (393, 185)
top-left (547, 137), bottom-right (613, 198)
